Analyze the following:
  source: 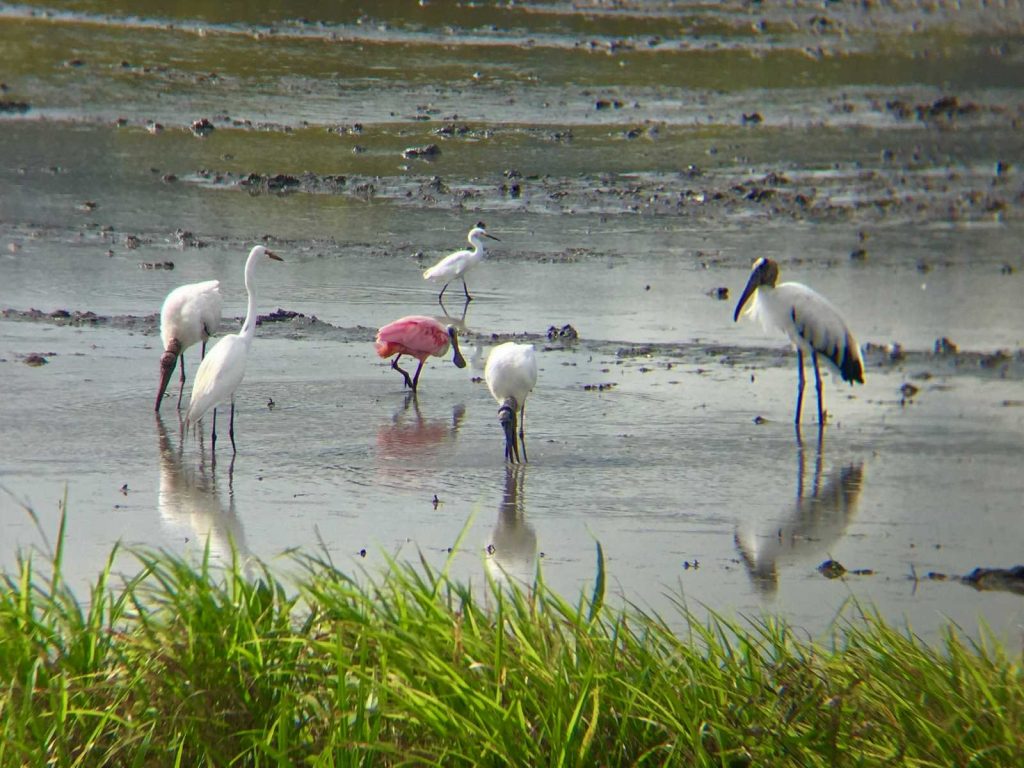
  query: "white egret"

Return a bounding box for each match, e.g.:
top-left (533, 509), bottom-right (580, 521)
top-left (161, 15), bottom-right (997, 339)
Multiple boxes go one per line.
top-left (185, 245), bottom-right (282, 454)
top-left (734, 257), bottom-right (864, 428)
top-left (484, 342), bottom-right (537, 463)
top-left (422, 221), bottom-right (500, 303)
top-left (155, 280), bottom-right (222, 411)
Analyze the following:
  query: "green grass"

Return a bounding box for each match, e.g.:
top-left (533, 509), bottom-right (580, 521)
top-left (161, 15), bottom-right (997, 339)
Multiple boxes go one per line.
top-left (0, 512), bottom-right (1021, 767)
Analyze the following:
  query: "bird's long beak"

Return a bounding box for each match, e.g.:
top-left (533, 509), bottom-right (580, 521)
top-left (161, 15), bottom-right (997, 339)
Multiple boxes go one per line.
top-left (266, 250), bottom-right (284, 262)
top-left (448, 326), bottom-right (467, 368)
top-left (154, 348), bottom-right (179, 411)
top-left (499, 400), bottom-right (519, 463)
top-left (484, 232), bottom-right (500, 242)
top-left (733, 272), bottom-right (760, 322)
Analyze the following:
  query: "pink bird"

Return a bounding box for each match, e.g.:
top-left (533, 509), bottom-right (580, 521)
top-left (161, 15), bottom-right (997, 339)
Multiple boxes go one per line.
top-left (375, 315), bottom-right (467, 391)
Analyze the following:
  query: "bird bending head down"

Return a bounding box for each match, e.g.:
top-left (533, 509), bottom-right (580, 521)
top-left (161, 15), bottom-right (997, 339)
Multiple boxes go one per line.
top-left (498, 398), bottom-right (519, 463)
top-left (733, 257), bottom-right (779, 322)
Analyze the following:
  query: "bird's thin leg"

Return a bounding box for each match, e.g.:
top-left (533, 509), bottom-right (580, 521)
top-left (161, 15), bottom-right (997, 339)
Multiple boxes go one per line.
top-left (391, 355), bottom-right (414, 389)
top-left (229, 400), bottom-right (237, 455)
top-left (176, 351), bottom-right (186, 409)
top-left (511, 411), bottom-right (521, 463)
top-left (462, 277), bottom-right (472, 302)
top-left (812, 351), bottom-right (825, 427)
top-left (518, 403), bottom-right (528, 463)
top-left (411, 360), bottom-right (426, 391)
top-left (438, 282), bottom-right (449, 303)
top-left (201, 338), bottom-right (208, 358)
top-left (211, 407), bottom-right (218, 455)
top-left (795, 349), bottom-right (806, 427)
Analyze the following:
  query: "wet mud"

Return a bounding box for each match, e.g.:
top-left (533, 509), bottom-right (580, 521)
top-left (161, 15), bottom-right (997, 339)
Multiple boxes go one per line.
top-left (2, 2), bottom-right (1023, 642)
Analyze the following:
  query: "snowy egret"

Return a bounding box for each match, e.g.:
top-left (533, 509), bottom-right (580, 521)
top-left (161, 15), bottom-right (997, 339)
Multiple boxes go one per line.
top-left (185, 245), bottom-right (283, 454)
top-left (375, 315), bottom-right (467, 391)
top-left (422, 222), bottom-right (500, 303)
top-left (734, 257), bottom-right (864, 428)
top-left (484, 342), bottom-right (537, 463)
top-left (155, 279), bottom-right (222, 411)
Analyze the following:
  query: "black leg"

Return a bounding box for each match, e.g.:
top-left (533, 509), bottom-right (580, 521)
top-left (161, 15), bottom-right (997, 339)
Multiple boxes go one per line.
top-left (229, 401), bottom-right (236, 455)
top-left (795, 349), bottom-right (806, 426)
top-left (211, 407), bottom-right (218, 453)
top-left (462, 277), bottom-right (472, 301)
top-left (391, 355), bottom-right (414, 389)
top-left (176, 352), bottom-right (186, 409)
top-left (411, 359), bottom-right (426, 391)
top-left (519, 403), bottom-right (528, 463)
top-left (438, 282), bottom-right (449, 302)
top-left (812, 351), bottom-right (825, 427)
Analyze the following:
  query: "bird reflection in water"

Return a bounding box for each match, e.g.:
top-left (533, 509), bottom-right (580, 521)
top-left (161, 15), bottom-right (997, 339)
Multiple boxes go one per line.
top-left (375, 393), bottom-right (467, 462)
top-left (734, 442), bottom-right (864, 596)
top-left (156, 413), bottom-right (249, 566)
top-left (485, 465), bottom-right (538, 590)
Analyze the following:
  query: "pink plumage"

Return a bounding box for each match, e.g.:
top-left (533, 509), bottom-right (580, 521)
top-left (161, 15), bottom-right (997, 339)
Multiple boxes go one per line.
top-left (375, 315), bottom-right (466, 391)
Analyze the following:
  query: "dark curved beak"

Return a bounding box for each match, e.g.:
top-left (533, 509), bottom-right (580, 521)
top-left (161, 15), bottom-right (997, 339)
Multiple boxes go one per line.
top-left (733, 273), bottom-right (759, 322)
top-left (154, 348), bottom-right (179, 411)
top-left (448, 327), bottom-right (467, 368)
top-left (483, 232), bottom-right (500, 242)
top-left (499, 402), bottom-right (519, 463)
top-left (266, 250), bottom-right (284, 262)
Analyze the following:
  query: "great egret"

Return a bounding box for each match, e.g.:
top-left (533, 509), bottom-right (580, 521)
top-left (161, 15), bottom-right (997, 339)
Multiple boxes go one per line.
top-left (375, 315), bottom-right (466, 391)
top-left (422, 222), bottom-right (500, 303)
top-left (734, 257), bottom-right (864, 428)
top-left (484, 342), bottom-right (537, 463)
top-left (185, 245), bottom-right (282, 454)
top-left (155, 280), bottom-right (222, 411)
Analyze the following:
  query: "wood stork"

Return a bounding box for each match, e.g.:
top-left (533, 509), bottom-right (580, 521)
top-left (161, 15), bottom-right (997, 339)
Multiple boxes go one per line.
top-left (484, 342), bottom-right (537, 463)
top-left (185, 245), bottom-right (282, 454)
top-left (734, 257), bottom-right (864, 429)
top-left (155, 280), bottom-right (222, 411)
top-left (375, 315), bottom-right (466, 391)
top-left (422, 222), bottom-right (500, 303)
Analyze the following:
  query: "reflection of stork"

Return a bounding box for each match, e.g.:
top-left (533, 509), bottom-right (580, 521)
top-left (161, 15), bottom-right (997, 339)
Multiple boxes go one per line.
top-left (734, 443), bottom-right (864, 596)
top-left (375, 394), bottom-right (466, 462)
top-left (486, 465), bottom-right (537, 589)
top-left (156, 414), bottom-right (248, 564)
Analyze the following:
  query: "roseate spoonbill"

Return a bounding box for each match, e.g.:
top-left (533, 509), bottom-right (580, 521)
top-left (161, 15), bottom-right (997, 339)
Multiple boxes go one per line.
top-left (422, 222), bottom-right (500, 303)
top-left (375, 315), bottom-right (466, 391)
top-left (484, 342), bottom-right (537, 463)
top-left (734, 257), bottom-right (864, 429)
top-left (155, 280), bottom-right (222, 411)
top-left (185, 245), bottom-right (283, 454)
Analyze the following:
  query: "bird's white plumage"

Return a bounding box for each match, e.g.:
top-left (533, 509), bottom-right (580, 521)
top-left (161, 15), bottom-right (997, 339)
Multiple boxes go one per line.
top-left (422, 224), bottom-right (498, 301)
top-left (746, 281), bottom-right (863, 381)
top-left (184, 245), bottom-right (279, 436)
top-left (484, 342), bottom-right (537, 405)
top-left (160, 280), bottom-right (222, 351)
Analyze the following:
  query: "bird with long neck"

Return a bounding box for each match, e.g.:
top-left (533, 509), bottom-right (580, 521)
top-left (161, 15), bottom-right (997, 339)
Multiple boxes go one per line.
top-left (185, 245), bottom-right (282, 455)
top-left (422, 222), bottom-right (500, 304)
top-left (734, 257), bottom-right (864, 431)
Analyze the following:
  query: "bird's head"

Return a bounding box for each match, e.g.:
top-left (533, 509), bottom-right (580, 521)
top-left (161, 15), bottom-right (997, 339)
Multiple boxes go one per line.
top-left (154, 338), bottom-right (182, 411)
top-left (470, 221), bottom-right (501, 243)
top-left (733, 257), bottom-right (779, 322)
top-left (498, 398), bottom-right (520, 463)
top-left (446, 325), bottom-right (467, 368)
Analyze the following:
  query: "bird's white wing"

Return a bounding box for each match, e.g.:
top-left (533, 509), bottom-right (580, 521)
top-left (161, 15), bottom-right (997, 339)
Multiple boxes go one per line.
top-left (423, 249), bottom-right (471, 280)
top-left (185, 334), bottom-right (249, 424)
top-left (773, 283), bottom-right (864, 383)
top-left (485, 344), bottom-right (538, 402)
top-left (161, 280), bottom-right (222, 349)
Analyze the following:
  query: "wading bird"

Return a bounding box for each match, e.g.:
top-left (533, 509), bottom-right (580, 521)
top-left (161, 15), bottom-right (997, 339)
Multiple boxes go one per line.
top-left (185, 245), bottom-right (282, 454)
top-left (155, 280), bottom-right (223, 411)
top-left (422, 222), bottom-right (500, 303)
top-left (734, 257), bottom-right (864, 429)
top-left (484, 342), bottom-right (537, 463)
top-left (375, 315), bottom-right (467, 391)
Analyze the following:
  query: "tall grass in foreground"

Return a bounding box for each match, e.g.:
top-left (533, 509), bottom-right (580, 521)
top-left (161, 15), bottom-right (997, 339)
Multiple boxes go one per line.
top-left (0, 531), bottom-right (1021, 766)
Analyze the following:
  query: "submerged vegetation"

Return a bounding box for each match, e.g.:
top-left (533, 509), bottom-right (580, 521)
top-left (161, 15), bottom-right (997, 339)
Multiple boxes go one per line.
top-left (0, 514), bottom-right (1021, 767)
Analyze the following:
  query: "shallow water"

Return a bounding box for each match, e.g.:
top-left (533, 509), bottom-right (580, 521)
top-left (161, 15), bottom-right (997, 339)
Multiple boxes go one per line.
top-left (2, 2), bottom-right (1023, 644)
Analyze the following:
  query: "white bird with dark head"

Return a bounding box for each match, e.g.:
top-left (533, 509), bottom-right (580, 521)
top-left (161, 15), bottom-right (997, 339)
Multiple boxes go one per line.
top-left (185, 245), bottom-right (282, 454)
top-left (484, 342), bottom-right (537, 463)
top-left (155, 280), bottom-right (222, 411)
top-left (423, 222), bottom-right (500, 303)
top-left (734, 257), bottom-right (864, 429)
